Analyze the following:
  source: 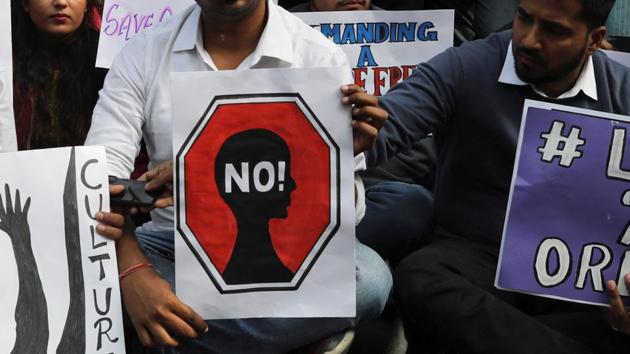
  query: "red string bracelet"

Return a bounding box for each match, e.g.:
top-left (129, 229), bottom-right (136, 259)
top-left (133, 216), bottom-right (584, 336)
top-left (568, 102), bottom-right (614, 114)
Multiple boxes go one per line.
top-left (119, 262), bottom-right (153, 280)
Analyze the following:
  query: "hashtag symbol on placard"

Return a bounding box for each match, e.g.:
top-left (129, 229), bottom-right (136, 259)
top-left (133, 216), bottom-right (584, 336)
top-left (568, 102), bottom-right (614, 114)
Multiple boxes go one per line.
top-left (537, 120), bottom-right (585, 168)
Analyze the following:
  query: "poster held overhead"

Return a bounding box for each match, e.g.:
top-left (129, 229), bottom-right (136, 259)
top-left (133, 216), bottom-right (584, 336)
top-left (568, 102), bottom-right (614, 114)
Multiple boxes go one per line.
top-left (497, 100), bottom-right (630, 306)
top-left (172, 67), bottom-right (356, 319)
top-left (0, 146), bottom-right (125, 353)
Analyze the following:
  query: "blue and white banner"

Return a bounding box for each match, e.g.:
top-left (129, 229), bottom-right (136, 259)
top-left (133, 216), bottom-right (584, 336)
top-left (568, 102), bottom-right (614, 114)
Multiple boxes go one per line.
top-left (295, 10), bottom-right (454, 95)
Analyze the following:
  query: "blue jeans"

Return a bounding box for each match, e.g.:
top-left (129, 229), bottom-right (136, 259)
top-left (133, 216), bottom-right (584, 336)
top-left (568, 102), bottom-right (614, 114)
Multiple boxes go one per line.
top-left (130, 229), bottom-right (392, 354)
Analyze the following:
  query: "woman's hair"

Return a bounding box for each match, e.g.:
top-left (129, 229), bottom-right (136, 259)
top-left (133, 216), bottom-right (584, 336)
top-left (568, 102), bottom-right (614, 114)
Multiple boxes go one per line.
top-left (11, 0), bottom-right (104, 149)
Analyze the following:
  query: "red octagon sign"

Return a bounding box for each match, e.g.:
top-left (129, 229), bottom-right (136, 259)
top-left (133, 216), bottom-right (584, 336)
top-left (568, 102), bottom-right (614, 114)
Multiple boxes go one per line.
top-left (176, 94), bottom-right (340, 293)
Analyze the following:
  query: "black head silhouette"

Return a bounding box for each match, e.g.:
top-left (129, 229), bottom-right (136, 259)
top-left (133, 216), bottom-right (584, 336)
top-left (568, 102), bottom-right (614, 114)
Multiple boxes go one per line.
top-left (216, 129), bottom-right (296, 221)
top-left (215, 129), bottom-right (297, 284)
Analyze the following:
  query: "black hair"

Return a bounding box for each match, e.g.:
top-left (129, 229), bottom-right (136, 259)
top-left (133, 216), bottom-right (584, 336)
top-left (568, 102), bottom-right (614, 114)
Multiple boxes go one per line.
top-left (11, 0), bottom-right (106, 150)
top-left (580, 0), bottom-right (617, 28)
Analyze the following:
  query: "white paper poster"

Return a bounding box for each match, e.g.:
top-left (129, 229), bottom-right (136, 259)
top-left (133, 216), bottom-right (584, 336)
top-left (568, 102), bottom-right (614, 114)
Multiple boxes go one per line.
top-left (0, 0), bottom-right (10, 72)
top-left (0, 0), bottom-right (17, 152)
top-left (603, 49), bottom-right (630, 69)
top-left (0, 147), bottom-right (125, 353)
top-left (172, 67), bottom-right (356, 319)
top-left (96, 0), bottom-right (194, 68)
top-left (295, 10), bottom-right (454, 95)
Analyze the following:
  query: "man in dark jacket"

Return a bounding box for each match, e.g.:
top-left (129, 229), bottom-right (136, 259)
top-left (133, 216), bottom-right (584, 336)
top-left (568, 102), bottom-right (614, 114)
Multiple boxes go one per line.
top-left (343, 0), bottom-right (630, 352)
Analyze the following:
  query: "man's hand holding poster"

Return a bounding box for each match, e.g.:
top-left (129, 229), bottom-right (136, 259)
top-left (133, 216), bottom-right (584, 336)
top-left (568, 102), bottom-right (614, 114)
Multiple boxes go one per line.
top-left (171, 68), bottom-right (356, 319)
top-left (0, 147), bottom-right (125, 353)
top-left (96, 0), bottom-right (194, 68)
top-left (295, 10), bottom-right (454, 95)
top-left (497, 100), bottom-right (630, 306)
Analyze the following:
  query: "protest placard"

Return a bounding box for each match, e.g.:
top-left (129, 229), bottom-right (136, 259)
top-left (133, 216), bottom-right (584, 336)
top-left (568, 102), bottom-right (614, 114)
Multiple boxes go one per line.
top-left (0, 0), bottom-right (10, 69)
top-left (172, 67), bottom-right (356, 319)
top-left (0, 0), bottom-right (17, 152)
top-left (603, 49), bottom-right (630, 69)
top-left (295, 10), bottom-right (454, 95)
top-left (497, 100), bottom-right (630, 306)
top-left (96, 0), bottom-right (194, 68)
top-left (0, 147), bottom-right (125, 353)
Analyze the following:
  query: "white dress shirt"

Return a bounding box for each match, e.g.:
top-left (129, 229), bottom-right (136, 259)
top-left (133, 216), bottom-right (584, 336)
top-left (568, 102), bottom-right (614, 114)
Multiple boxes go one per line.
top-left (86, 0), bottom-right (363, 232)
top-left (498, 41), bottom-right (598, 101)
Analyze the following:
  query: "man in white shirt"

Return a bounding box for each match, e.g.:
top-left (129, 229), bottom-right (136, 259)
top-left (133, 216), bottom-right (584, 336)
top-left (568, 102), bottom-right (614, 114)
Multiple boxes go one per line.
top-left (86, 0), bottom-right (391, 352)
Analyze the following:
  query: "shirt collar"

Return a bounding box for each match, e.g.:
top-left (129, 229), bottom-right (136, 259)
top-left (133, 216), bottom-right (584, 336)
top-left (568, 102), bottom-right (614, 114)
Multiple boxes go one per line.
top-left (173, 5), bottom-right (200, 52)
top-left (498, 41), bottom-right (598, 101)
top-left (172, 0), bottom-right (294, 67)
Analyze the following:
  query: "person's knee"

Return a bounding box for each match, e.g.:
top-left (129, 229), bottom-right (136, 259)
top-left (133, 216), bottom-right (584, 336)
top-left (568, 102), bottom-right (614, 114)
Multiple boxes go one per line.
top-left (399, 183), bottom-right (434, 231)
top-left (367, 181), bottom-right (434, 231)
top-left (355, 242), bottom-right (393, 320)
top-left (393, 249), bottom-right (442, 312)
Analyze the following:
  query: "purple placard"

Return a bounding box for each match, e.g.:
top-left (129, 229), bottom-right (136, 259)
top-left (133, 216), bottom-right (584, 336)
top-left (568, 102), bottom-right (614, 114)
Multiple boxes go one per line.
top-left (497, 100), bottom-right (630, 306)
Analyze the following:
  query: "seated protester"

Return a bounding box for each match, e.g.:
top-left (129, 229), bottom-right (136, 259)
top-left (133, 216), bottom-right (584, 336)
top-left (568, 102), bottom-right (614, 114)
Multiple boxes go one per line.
top-left (290, 0), bottom-right (436, 265)
top-left (0, 68), bottom-right (16, 152)
top-left (289, 0), bottom-right (383, 11)
top-left (342, 0), bottom-right (630, 352)
top-left (88, 0), bottom-right (392, 352)
top-left (11, 0), bottom-right (105, 150)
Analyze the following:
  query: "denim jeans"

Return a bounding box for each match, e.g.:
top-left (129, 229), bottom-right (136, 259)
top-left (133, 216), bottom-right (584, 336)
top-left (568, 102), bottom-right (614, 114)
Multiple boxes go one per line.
top-left (128, 229), bottom-right (392, 354)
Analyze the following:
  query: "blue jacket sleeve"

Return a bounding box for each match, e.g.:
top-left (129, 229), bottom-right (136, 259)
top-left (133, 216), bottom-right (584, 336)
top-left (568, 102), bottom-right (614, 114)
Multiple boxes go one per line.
top-left (370, 46), bottom-right (464, 167)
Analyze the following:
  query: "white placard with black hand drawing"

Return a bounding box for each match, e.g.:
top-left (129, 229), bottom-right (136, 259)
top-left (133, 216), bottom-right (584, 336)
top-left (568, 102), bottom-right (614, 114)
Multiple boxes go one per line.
top-left (0, 147), bottom-right (125, 354)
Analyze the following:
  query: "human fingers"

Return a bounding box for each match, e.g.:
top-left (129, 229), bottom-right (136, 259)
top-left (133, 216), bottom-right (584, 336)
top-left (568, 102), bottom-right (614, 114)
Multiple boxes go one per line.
top-left (95, 225), bottom-right (124, 240)
top-left (352, 120), bottom-right (379, 154)
top-left (159, 312), bottom-right (200, 340)
top-left (145, 162), bottom-right (174, 192)
top-left (96, 211), bottom-right (125, 228)
top-left (147, 323), bottom-right (179, 347)
top-left (341, 89), bottom-right (379, 108)
top-left (110, 206), bottom-right (139, 216)
top-left (154, 195), bottom-right (174, 209)
top-left (606, 280), bottom-right (630, 333)
top-left (340, 84), bottom-right (365, 96)
top-left (109, 184), bottom-right (125, 196)
top-left (137, 171), bottom-right (149, 182)
top-left (171, 301), bottom-right (208, 335)
top-left (95, 212), bottom-right (127, 240)
top-left (352, 105), bottom-right (388, 130)
top-left (135, 326), bottom-right (157, 348)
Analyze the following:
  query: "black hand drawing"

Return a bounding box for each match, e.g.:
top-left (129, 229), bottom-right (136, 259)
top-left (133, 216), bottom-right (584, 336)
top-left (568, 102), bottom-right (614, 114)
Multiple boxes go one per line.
top-left (56, 147), bottom-right (86, 353)
top-left (0, 184), bottom-right (49, 354)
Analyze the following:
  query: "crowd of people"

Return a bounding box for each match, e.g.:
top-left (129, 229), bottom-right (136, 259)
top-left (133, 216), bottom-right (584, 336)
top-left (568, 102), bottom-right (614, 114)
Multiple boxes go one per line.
top-left (1, 0), bottom-right (630, 353)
